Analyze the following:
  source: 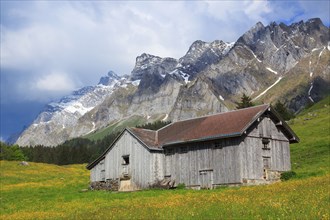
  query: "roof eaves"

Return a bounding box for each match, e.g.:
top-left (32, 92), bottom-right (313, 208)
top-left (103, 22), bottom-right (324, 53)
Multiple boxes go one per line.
top-left (162, 132), bottom-right (242, 147)
top-left (269, 108), bottom-right (300, 143)
top-left (239, 104), bottom-right (270, 135)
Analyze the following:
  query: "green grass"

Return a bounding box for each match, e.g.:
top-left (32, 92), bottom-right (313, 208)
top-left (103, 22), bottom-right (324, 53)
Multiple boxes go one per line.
top-left (289, 96), bottom-right (330, 178)
top-left (1, 161), bottom-right (329, 219)
top-left (1, 97), bottom-right (329, 219)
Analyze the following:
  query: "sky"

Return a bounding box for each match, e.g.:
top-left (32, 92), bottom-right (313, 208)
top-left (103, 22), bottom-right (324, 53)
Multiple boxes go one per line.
top-left (1, 0), bottom-right (329, 141)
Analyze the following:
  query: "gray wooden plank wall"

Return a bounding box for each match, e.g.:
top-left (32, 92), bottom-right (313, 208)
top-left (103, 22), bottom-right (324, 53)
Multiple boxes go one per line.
top-left (102, 131), bottom-right (162, 188)
top-left (164, 138), bottom-right (242, 187)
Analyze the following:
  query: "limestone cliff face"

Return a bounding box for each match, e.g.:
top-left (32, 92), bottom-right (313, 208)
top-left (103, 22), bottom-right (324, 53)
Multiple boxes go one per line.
top-left (16, 18), bottom-right (329, 146)
top-left (203, 18), bottom-right (329, 110)
top-left (169, 77), bottom-right (227, 121)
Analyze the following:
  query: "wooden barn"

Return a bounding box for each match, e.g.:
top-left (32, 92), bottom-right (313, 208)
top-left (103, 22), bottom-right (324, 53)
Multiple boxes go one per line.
top-left (87, 104), bottom-right (299, 191)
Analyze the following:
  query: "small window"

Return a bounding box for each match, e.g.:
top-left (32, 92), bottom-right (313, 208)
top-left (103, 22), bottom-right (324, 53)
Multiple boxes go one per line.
top-left (122, 155), bottom-right (129, 165)
top-left (263, 157), bottom-right (271, 169)
top-left (262, 138), bottom-right (270, 150)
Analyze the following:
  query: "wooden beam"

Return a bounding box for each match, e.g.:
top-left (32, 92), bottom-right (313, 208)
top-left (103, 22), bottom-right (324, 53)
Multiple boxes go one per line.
top-left (275, 121), bottom-right (283, 126)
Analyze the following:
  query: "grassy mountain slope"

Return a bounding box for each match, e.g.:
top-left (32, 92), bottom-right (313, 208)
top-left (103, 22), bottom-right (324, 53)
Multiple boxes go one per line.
top-left (83, 113), bottom-right (168, 141)
top-left (83, 115), bottom-right (147, 141)
top-left (289, 96), bottom-right (330, 178)
top-left (1, 97), bottom-right (329, 219)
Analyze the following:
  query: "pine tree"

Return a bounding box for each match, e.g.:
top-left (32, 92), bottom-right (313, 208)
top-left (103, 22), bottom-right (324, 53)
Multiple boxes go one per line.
top-left (0, 142), bottom-right (27, 161)
top-left (236, 93), bottom-right (254, 109)
top-left (273, 101), bottom-right (294, 121)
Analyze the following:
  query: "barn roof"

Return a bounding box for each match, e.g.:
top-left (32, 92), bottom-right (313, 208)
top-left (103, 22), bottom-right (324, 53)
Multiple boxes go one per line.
top-left (158, 104), bottom-right (269, 146)
top-left (87, 104), bottom-right (299, 169)
top-left (131, 104), bottom-right (299, 147)
top-left (128, 127), bottom-right (159, 149)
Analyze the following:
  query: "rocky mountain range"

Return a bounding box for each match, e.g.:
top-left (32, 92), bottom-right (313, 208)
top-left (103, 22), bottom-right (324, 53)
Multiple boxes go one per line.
top-left (16, 18), bottom-right (330, 146)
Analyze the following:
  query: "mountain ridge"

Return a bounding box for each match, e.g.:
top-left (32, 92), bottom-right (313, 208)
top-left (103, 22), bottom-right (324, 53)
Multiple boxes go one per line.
top-left (15, 18), bottom-right (330, 146)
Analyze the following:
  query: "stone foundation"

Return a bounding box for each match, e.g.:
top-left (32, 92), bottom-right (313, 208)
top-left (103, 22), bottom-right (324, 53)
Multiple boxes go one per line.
top-left (90, 179), bottom-right (119, 191)
top-left (242, 170), bottom-right (282, 186)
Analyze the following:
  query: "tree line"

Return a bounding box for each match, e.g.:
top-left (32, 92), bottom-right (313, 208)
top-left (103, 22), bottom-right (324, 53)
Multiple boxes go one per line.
top-left (1, 120), bottom-right (171, 165)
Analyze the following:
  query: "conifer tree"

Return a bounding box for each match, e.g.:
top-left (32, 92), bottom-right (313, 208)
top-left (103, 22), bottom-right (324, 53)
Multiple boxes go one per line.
top-left (236, 93), bottom-right (254, 109)
top-left (273, 101), bottom-right (294, 121)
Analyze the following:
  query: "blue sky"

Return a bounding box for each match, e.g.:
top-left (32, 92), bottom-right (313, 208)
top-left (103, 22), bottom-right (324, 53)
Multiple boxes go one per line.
top-left (1, 0), bottom-right (329, 141)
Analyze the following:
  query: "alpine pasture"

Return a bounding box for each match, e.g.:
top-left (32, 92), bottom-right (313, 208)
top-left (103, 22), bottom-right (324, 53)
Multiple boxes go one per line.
top-left (1, 97), bottom-right (329, 220)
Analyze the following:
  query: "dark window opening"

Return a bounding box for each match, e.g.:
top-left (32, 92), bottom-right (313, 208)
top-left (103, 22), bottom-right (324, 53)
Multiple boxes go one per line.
top-left (262, 138), bottom-right (270, 150)
top-left (122, 155), bottom-right (129, 165)
top-left (214, 142), bottom-right (222, 149)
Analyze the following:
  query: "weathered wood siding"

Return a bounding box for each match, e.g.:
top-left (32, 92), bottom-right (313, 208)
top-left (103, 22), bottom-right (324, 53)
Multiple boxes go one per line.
top-left (164, 138), bottom-right (242, 187)
top-left (103, 130), bottom-right (163, 188)
top-left (91, 112), bottom-right (293, 189)
top-left (240, 116), bottom-right (291, 180)
top-left (165, 115), bottom-right (292, 187)
top-left (90, 159), bottom-right (105, 182)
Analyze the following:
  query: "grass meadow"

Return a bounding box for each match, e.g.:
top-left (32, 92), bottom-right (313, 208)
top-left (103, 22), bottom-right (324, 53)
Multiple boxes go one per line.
top-left (1, 97), bottom-right (329, 219)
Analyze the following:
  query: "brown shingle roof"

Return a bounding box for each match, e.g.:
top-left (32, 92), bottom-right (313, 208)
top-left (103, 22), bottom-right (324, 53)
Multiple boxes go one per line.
top-left (124, 104), bottom-right (300, 149)
top-left (157, 104), bottom-right (269, 146)
top-left (128, 127), bottom-right (159, 149)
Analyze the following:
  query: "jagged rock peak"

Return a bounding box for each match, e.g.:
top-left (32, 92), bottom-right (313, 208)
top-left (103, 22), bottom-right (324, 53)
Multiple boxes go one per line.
top-left (306, 17), bottom-right (322, 24)
top-left (135, 53), bottom-right (162, 66)
top-left (255, 21), bottom-right (265, 28)
top-left (107, 70), bottom-right (120, 79)
top-left (182, 39), bottom-right (233, 61)
top-left (98, 70), bottom-right (121, 86)
top-left (131, 52), bottom-right (179, 81)
top-left (237, 21), bottom-right (266, 45)
top-left (187, 40), bottom-right (228, 52)
top-left (288, 18), bottom-right (326, 30)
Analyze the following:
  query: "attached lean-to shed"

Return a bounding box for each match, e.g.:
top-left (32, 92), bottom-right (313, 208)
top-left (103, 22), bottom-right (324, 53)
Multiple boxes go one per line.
top-left (87, 104), bottom-right (299, 191)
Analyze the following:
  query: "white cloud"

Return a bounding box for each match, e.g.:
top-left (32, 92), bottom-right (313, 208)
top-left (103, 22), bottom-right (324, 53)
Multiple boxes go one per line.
top-left (35, 72), bottom-right (75, 93)
top-left (0, 0), bottom-right (329, 103)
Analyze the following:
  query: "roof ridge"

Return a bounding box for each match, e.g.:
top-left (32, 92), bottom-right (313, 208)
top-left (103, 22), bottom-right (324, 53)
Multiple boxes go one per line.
top-left (129, 127), bottom-right (156, 133)
top-left (157, 104), bottom-right (270, 132)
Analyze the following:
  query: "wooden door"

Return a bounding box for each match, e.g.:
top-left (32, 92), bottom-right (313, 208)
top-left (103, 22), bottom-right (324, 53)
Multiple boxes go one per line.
top-left (199, 170), bottom-right (213, 189)
top-left (263, 157), bottom-right (271, 179)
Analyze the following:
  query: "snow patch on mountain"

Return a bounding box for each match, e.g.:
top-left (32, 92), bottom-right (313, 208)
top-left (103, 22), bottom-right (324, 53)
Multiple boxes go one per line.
top-left (64, 102), bottom-right (94, 115)
top-left (266, 67), bottom-right (278, 75)
top-left (169, 69), bottom-right (190, 84)
top-left (132, 80), bottom-right (141, 86)
top-left (253, 77), bottom-right (283, 100)
top-left (244, 45), bottom-right (262, 62)
top-left (319, 47), bottom-right (325, 57)
top-left (162, 114), bottom-right (169, 121)
top-left (308, 82), bottom-right (314, 103)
